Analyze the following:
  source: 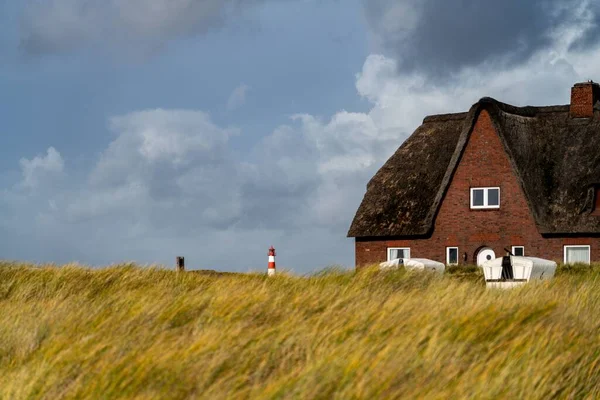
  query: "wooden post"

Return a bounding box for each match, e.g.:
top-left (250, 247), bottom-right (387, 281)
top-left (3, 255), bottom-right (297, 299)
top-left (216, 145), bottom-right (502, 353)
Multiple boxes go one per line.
top-left (176, 257), bottom-right (185, 272)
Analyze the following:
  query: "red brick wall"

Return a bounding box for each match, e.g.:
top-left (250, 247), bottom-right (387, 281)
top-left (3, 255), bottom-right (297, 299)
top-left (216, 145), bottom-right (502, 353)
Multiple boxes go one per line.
top-left (571, 83), bottom-right (597, 118)
top-left (355, 110), bottom-right (600, 266)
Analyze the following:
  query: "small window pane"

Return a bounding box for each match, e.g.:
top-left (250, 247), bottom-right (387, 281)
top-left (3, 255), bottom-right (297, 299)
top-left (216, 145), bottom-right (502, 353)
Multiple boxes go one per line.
top-left (472, 189), bottom-right (484, 206)
top-left (513, 247), bottom-right (524, 257)
top-left (566, 247), bottom-right (590, 264)
top-left (488, 188), bottom-right (499, 206)
top-left (389, 248), bottom-right (409, 260)
top-left (448, 248), bottom-right (458, 264)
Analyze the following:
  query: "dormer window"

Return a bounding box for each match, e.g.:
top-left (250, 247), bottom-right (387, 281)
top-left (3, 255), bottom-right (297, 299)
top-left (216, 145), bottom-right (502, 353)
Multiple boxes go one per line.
top-left (470, 187), bottom-right (500, 209)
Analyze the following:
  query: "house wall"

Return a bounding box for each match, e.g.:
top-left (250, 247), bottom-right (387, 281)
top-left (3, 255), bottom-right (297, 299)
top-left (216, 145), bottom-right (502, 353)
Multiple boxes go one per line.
top-left (355, 110), bottom-right (600, 266)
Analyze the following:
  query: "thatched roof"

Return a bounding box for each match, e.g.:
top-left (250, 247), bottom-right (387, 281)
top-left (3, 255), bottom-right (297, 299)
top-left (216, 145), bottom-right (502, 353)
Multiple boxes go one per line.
top-left (348, 97), bottom-right (600, 238)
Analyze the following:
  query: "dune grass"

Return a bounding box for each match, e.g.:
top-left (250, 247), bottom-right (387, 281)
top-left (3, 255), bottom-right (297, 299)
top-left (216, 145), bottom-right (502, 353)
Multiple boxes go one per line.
top-left (1, 262), bottom-right (600, 399)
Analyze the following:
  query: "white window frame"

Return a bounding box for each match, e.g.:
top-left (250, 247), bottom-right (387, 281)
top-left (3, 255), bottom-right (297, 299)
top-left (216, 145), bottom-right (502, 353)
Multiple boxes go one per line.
top-left (446, 247), bottom-right (459, 265)
top-left (470, 187), bottom-right (501, 209)
top-left (512, 246), bottom-right (525, 257)
top-left (387, 247), bottom-right (411, 261)
top-left (563, 245), bottom-right (591, 265)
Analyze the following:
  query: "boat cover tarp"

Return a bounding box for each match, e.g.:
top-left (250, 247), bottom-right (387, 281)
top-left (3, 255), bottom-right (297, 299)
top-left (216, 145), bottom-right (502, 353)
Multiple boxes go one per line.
top-left (380, 258), bottom-right (445, 273)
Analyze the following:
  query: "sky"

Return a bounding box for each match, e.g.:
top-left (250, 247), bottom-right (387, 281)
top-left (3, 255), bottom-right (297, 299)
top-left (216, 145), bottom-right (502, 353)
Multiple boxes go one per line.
top-left (1, 0), bottom-right (600, 273)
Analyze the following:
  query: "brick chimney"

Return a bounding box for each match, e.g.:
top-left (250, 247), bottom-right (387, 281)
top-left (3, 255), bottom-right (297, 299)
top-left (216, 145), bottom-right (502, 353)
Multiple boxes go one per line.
top-left (570, 81), bottom-right (600, 118)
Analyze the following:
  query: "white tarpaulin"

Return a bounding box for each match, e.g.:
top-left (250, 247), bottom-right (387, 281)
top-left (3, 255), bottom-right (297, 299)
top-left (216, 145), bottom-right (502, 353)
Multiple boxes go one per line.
top-left (380, 258), bottom-right (445, 273)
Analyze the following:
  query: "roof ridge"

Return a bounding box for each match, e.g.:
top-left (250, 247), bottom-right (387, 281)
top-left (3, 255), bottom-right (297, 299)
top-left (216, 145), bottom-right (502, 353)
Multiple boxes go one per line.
top-left (480, 97), bottom-right (570, 116)
top-left (423, 112), bottom-right (468, 123)
top-left (423, 98), bottom-right (570, 123)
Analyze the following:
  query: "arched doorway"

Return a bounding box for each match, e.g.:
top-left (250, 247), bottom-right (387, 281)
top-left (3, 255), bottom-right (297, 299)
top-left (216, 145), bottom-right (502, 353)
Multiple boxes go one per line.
top-left (476, 247), bottom-right (496, 266)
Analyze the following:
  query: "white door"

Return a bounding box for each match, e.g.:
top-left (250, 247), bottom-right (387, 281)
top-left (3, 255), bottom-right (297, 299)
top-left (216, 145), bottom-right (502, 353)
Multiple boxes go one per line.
top-left (477, 248), bottom-right (496, 266)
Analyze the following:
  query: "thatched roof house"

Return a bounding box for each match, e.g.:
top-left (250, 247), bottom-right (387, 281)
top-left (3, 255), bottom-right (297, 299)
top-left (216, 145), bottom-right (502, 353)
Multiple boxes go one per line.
top-left (348, 82), bottom-right (600, 267)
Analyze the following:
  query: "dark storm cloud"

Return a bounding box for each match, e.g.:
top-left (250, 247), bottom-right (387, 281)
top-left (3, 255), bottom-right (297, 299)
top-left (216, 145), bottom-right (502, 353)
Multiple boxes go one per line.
top-left (19, 0), bottom-right (268, 55)
top-left (363, 0), bottom-right (600, 76)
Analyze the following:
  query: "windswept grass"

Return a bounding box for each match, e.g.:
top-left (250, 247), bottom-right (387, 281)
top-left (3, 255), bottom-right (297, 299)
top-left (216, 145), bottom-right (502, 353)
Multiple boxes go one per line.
top-left (1, 262), bottom-right (600, 399)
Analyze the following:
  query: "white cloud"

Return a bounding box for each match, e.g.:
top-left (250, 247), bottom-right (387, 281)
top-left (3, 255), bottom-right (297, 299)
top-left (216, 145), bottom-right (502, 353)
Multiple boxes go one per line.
top-left (68, 109), bottom-right (241, 230)
top-left (108, 109), bottom-right (236, 165)
top-left (19, 147), bottom-right (64, 189)
top-left (227, 84), bottom-right (250, 111)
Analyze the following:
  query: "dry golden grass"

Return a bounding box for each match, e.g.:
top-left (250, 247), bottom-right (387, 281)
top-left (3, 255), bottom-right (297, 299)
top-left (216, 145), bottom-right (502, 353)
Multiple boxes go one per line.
top-left (1, 261), bottom-right (600, 399)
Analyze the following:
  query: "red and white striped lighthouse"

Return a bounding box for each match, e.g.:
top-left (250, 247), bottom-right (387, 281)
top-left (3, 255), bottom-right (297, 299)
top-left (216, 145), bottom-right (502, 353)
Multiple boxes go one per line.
top-left (268, 246), bottom-right (276, 276)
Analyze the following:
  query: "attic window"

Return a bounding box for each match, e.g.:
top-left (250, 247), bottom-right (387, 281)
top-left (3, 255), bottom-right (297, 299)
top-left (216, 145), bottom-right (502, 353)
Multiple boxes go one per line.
top-left (470, 187), bottom-right (500, 209)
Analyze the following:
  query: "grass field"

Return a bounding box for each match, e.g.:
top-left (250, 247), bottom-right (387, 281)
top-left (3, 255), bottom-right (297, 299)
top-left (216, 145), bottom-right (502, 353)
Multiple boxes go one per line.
top-left (1, 261), bottom-right (600, 399)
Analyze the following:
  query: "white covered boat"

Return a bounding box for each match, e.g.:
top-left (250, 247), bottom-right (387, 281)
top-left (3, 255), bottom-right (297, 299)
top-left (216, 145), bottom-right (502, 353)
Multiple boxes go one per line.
top-left (380, 258), bottom-right (445, 273)
top-left (481, 256), bottom-right (557, 289)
